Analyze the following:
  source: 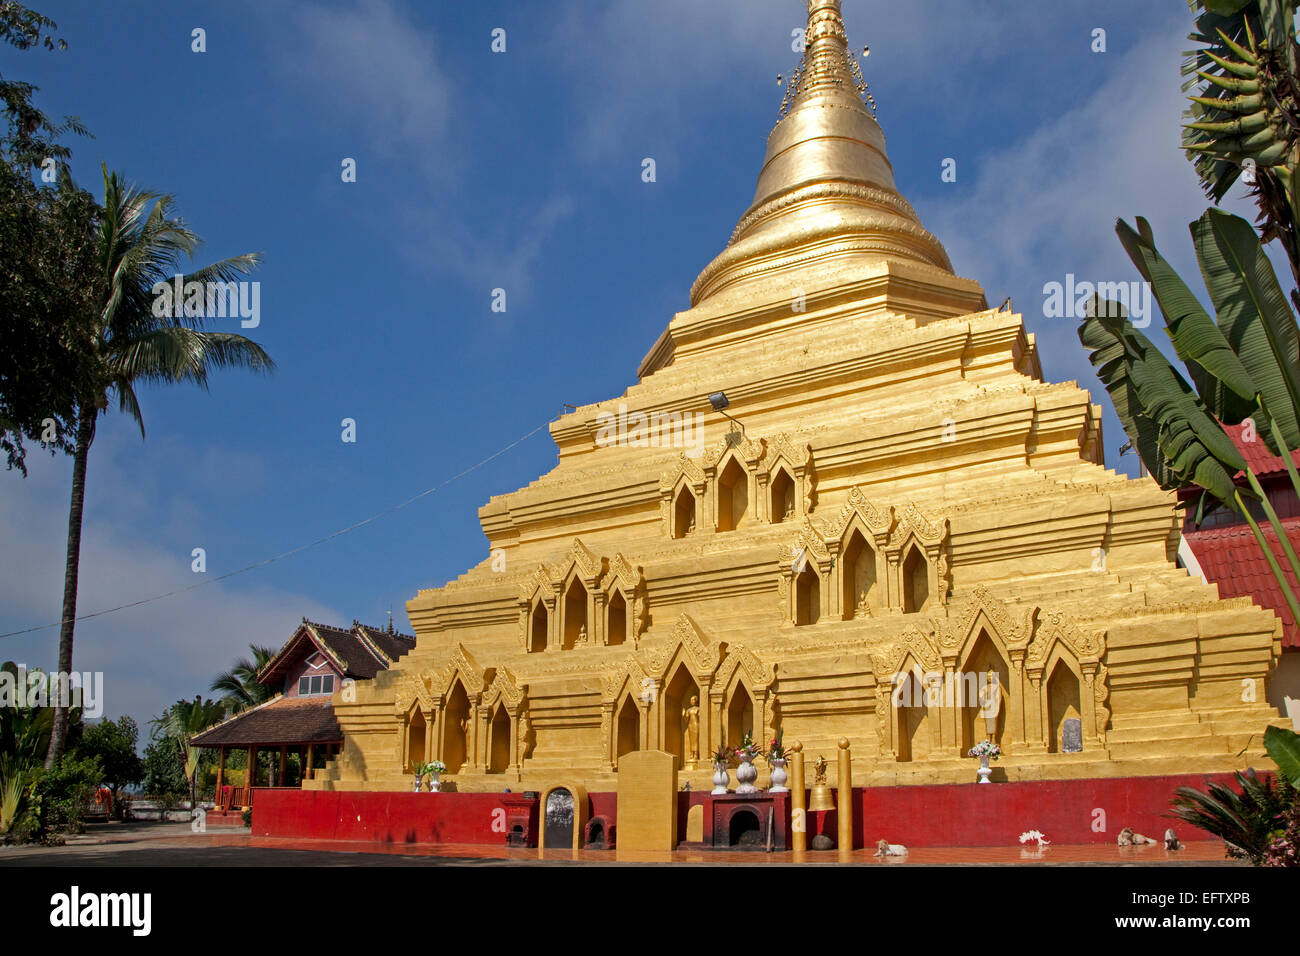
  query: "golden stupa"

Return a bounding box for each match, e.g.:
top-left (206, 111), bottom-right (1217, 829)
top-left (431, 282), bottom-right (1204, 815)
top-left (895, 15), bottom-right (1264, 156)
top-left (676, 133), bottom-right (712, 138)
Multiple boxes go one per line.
top-left (306, 0), bottom-right (1285, 794)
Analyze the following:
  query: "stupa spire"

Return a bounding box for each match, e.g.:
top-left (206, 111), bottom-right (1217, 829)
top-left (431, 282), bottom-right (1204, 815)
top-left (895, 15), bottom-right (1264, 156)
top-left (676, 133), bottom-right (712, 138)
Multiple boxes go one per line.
top-left (797, 0), bottom-right (859, 100)
top-left (687, 0), bottom-right (958, 308)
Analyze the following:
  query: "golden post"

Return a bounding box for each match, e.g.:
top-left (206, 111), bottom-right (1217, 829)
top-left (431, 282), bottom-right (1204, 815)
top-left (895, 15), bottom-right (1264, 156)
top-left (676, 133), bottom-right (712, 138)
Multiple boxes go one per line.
top-left (790, 740), bottom-right (806, 857)
top-left (837, 737), bottom-right (852, 855)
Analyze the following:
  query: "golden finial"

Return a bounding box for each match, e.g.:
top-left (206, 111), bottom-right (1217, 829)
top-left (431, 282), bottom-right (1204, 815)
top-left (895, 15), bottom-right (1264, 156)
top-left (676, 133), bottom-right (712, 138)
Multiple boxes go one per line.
top-left (838, 737), bottom-right (850, 749)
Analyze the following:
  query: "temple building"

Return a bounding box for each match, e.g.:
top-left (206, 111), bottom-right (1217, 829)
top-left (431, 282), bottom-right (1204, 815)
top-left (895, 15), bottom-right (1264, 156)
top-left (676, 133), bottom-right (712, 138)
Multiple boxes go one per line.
top-left (306, 0), bottom-right (1287, 795)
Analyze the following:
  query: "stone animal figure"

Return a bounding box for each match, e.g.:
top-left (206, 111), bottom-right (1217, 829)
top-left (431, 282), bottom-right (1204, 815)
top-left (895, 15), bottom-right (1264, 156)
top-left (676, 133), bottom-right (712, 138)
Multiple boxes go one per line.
top-left (875, 839), bottom-right (908, 857)
top-left (1164, 829), bottom-right (1181, 851)
top-left (1018, 829), bottom-right (1050, 847)
top-left (1118, 826), bottom-right (1158, 846)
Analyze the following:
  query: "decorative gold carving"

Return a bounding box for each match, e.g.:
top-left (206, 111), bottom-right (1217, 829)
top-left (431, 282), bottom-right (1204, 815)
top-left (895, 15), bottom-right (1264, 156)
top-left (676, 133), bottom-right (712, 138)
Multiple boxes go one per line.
top-left (822, 487), bottom-right (894, 542)
top-left (1026, 610), bottom-right (1106, 668)
top-left (438, 643), bottom-right (489, 698)
top-left (714, 644), bottom-right (777, 692)
top-left (602, 655), bottom-right (650, 704)
top-left (644, 613), bottom-right (723, 679)
top-left (937, 586), bottom-right (1033, 653)
top-left (1094, 664), bottom-right (1111, 743)
top-left (482, 666), bottom-right (526, 712)
top-left (659, 453), bottom-right (705, 494)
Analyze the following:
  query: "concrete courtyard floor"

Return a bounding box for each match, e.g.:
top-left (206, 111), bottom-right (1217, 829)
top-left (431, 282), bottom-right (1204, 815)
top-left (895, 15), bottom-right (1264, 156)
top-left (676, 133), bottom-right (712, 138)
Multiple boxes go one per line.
top-left (0, 822), bottom-right (1245, 866)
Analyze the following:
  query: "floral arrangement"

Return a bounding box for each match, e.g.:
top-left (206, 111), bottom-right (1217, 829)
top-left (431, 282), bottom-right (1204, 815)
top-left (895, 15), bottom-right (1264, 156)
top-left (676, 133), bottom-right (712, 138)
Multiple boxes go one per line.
top-left (967, 740), bottom-right (1001, 760)
top-left (734, 730), bottom-right (762, 764)
top-left (767, 727), bottom-right (787, 762)
top-left (415, 761), bottom-right (446, 777)
top-left (710, 740), bottom-right (731, 767)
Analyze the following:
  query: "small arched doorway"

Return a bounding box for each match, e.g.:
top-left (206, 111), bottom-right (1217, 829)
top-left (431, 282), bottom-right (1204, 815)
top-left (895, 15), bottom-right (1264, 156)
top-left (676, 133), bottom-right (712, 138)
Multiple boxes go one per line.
top-left (716, 458), bottom-right (748, 532)
top-left (406, 709), bottom-right (426, 772)
top-left (726, 683), bottom-right (754, 751)
top-left (902, 544), bottom-right (929, 613)
top-left (607, 590), bottom-right (627, 646)
top-left (1046, 658), bottom-right (1083, 753)
top-left (673, 486), bottom-right (696, 538)
top-left (563, 577), bottom-right (587, 649)
top-left (841, 529), bottom-right (876, 620)
top-left (616, 695), bottom-right (640, 764)
top-left (529, 602), bottom-right (548, 653)
top-left (488, 704), bottom-right (511, 773)
top-left (795, 565), bottom-right (820, 625)
top-left (770, 468), bottom-right (795, 523)
top-left (442, 681), bottom-right (471, 773)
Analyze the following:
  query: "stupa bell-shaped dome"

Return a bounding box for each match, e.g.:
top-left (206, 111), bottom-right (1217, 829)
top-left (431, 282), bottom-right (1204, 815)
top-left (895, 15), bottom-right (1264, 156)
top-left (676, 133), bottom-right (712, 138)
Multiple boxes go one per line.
top-left (690, 0), bottom-right (954, 307)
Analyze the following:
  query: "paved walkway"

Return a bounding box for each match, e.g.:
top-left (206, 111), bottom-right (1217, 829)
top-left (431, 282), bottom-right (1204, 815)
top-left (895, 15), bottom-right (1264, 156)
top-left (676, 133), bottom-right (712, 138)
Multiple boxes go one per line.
top-left (0, 822), bottom-right (1242, 866)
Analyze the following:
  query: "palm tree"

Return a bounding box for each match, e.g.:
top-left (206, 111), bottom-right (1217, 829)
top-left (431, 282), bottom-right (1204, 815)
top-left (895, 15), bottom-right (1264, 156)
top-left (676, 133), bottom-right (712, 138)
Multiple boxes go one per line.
top-left (210, 644), bottom-right (278, 714)
top-left (150, 696), bottom-right (226, 810)
top-left (44, 167), bottom-right (275, 768)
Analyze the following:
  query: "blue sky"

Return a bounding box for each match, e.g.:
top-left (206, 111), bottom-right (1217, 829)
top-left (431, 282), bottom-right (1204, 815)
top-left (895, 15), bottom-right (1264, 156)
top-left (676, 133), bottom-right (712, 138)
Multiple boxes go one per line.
top-left (0, 1), bottom-right (1272, 728)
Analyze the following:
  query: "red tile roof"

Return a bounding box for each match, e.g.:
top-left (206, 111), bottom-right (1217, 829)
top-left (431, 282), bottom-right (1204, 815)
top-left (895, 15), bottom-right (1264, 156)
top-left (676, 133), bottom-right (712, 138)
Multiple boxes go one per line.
top-left (190, 695), bottom-right (341, 747)
top-left (1184, 516), bottom-right (1300, 649)
top-left (1225, 422), bottom-right (1300, 479)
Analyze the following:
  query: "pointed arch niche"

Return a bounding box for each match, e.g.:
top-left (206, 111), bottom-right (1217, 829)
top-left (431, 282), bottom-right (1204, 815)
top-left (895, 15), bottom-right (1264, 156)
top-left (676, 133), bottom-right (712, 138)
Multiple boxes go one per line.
top-left (517, 541), bottom-right (647, 651)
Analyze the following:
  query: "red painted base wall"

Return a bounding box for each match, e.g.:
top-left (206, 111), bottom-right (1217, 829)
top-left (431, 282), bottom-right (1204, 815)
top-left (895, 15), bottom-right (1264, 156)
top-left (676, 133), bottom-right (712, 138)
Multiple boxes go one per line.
top-left (254, 772), bottom-right (1246, 848)
top-left (857, 772), bottom-right (1244, 848)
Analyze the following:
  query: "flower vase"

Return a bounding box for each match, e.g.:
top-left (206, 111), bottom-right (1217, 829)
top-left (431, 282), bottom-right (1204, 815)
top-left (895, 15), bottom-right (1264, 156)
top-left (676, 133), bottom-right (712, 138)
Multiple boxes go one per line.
top-left (711, 764), bottom-right (730, 795)
top-left (427, 771), bottom-right (441, 793)
top-left (412, 774), bottom-right (423, 793)
top-left (736, 757), bottom-right (759, 794)
top-left (977, 754), bottom-right (992, 784)
top-left (768, 757), bottom-right (788, 792)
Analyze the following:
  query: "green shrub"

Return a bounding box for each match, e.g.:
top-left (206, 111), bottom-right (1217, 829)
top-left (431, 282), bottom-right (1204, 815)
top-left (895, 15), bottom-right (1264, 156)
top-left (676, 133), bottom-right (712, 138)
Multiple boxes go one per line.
top-left (1172, 769), bottom-right (1297, 865)
top-left (34, 754), bottom-right (101, 836)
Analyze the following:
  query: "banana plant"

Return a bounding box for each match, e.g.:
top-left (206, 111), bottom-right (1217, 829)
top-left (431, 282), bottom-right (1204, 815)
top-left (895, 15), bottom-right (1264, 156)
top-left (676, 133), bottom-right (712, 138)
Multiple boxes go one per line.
top-left (1182, 0), bottom-right (1300, 293)
top-left (1265, 725), bottom-right (1300, 785)
top-left (1078, 297), bottom-right (1300, 625)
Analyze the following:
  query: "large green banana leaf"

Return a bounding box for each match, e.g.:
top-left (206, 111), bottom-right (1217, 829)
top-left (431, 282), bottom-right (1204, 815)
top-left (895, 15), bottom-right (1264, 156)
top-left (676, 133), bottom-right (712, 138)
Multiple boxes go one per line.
top-left (1193, 208), bottom-right (1300, 453)
top-left (1078, 304), bottom-right (1247, 507)
top-left (1264, 724), bottom-right (1300, 786)
top-left (1116, 216), bottom-right (1260, 427)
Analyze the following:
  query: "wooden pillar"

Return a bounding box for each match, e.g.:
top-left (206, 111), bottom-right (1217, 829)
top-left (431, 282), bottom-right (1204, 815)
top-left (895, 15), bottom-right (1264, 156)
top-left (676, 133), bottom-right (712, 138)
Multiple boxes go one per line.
top-left (306, 744), bottom-right (315, 780)
top-left (278, 746), bottom-right (287, 787)
top-left (243, 746), bottom-right (255, 809)
top-left (215, 747), bottom-right (226, 796)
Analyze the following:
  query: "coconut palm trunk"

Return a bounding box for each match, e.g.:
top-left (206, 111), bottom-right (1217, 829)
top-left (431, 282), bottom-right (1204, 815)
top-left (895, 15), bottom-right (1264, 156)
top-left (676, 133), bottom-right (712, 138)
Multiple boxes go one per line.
top-left (45, 404), bottom-right (95, 769)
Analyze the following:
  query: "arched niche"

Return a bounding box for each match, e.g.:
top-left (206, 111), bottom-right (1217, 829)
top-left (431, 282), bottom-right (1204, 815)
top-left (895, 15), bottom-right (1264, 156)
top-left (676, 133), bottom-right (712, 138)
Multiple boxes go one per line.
top-left (841, 527), bottom-right (878, 620)
top-left (562, 575), bottom-right (588, 649)
top-left (529, 600), bottom-right (548, 653)
top-left (442, 680), bottom-right (472, 774)
top-left (958, 630), bottom-right (1010, 753)
top-left (726, 682), bottom-right (754, 751)
top-left (901, 543), bottom-right (930, 613)
top-left (488, 703), bottom-right (511, 773)
top-left (663, 663), bottom-right (702, 768)
top-left (607, 589), bottom-right (628, 646)
top-left (1045, 655), bottom-right (1083, 754)
top-left (770, 466), bottom-right (796, 524)
top-left (716, 455), bottom-right (749, 532)
top-left (406, 707), bottom-right (428, 773)
top-left (616, 693), bottom-right (640, 765)
top-left (893, 667), bottom-right (932, 762)
top-left (673, 484), bottom-right (697, 539)
top-left (795, 565), bottom-right (821, 626)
